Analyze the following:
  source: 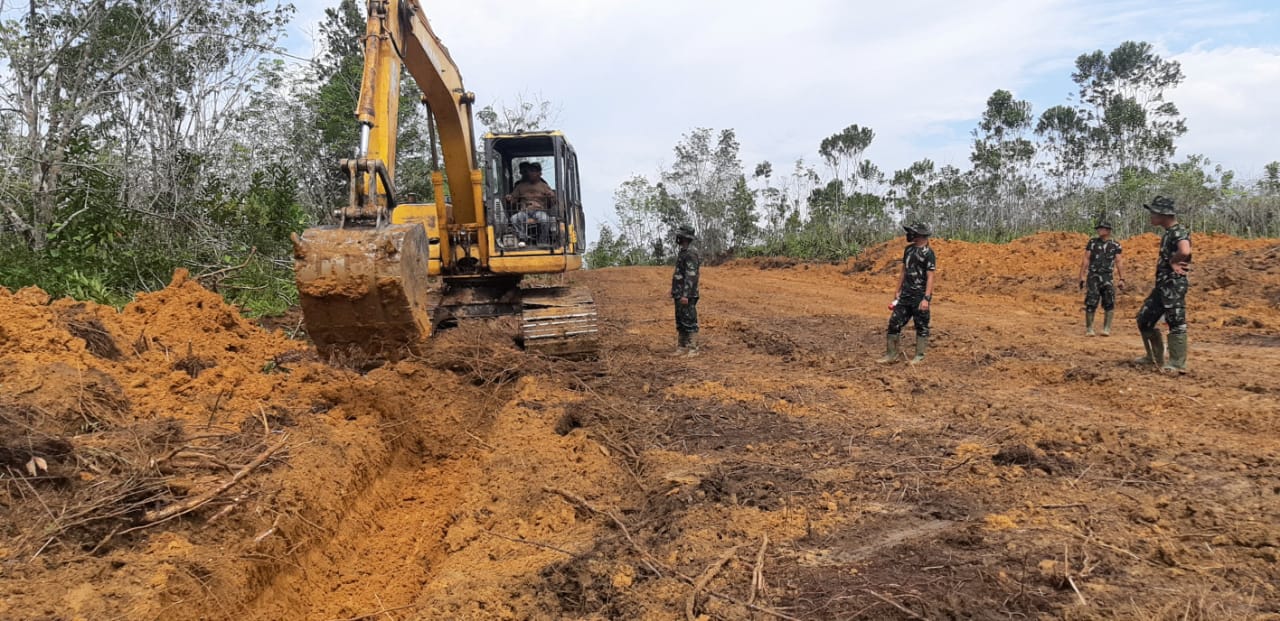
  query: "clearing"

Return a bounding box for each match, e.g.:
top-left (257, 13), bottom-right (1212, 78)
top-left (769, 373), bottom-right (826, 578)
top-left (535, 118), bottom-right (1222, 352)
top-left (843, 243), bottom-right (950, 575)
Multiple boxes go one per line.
top-left (1, 232), bottom-right (1278, 620)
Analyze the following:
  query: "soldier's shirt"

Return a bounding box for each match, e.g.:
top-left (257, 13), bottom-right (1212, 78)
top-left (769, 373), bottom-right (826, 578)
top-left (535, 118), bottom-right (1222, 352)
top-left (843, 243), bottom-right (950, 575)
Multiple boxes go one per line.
top-left (671, 246), bottom-right (701, 299)
top-left (901, 244), bottom-right (936, 297)
top-left (510, 179), bottom-right (556, 210)
top-left (1085, 237), bottom-right (1122, 275)
top-left (1155, 224), bottom-right (1191, 281)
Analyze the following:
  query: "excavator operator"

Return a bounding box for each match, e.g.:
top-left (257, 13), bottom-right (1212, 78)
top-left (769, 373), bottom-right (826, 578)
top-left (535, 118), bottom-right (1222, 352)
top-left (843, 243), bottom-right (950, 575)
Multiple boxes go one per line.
top-left (505, 161), bottom-right (557, 243)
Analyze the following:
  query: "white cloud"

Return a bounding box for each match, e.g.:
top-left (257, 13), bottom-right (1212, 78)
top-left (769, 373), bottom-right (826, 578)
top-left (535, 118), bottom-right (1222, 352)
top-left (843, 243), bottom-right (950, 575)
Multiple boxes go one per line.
top-left (1172, 45), bottom-right (1280, 177)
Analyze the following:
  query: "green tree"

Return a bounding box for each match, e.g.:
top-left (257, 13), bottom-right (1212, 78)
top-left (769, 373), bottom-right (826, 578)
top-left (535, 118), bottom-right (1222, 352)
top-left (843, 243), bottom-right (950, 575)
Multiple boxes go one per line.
top-left (970, 89), bottom-right (1037, 237)
top-left (1072, 41), bottom-right (1186, 174)
top-left (661, 128), bottom-right (744, 256)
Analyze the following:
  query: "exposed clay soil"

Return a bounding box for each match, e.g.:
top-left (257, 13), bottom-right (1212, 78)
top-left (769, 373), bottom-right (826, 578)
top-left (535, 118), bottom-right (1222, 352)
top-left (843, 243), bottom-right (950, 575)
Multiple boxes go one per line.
top-left (1, 233), bottom-right (1278, 620)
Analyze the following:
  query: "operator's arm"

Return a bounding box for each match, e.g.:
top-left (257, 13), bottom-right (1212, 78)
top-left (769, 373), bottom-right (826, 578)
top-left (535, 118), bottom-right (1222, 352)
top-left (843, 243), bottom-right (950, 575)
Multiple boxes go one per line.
top-left (540, 181), bottom-right (558, 208)
top-left (1079, 247), bottom-right (1091, 285)
top-left (1115, 253), bottom-right (1125, 288)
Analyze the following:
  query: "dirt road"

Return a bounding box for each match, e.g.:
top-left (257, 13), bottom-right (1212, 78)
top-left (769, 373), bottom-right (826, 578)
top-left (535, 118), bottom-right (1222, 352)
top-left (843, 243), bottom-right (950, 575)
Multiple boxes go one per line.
top-left (2, 233), bottom-right (1278, 619)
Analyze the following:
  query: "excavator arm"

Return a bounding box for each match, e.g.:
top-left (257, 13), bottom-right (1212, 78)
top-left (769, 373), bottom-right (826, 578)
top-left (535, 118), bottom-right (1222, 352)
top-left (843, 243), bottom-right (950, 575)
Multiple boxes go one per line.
top-left (345, 0), bottom-right (484, 243)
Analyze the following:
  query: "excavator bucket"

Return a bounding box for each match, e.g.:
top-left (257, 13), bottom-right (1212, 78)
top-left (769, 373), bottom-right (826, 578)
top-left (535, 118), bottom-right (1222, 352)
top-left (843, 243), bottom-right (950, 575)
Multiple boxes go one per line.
top-left (292, 224), bottom-right (435, 359)
top-left (520, 286), bottom-right (599, 358)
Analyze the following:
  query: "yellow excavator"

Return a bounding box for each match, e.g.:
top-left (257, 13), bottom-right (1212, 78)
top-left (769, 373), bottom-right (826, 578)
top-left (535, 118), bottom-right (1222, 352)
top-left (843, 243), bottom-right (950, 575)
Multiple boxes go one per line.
top-left (292, 0), bottom-right (597, 358)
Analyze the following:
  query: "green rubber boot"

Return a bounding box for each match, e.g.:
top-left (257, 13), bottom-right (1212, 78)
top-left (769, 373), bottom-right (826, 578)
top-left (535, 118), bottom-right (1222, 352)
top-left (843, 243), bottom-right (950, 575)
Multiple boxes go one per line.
top-left (685, 333), bottom-right (700, 357)
top-left (1134, 330), bottom-right (1164, 367)
top-left (877, 334), bottom-right (901, 364)
top-left (1162, 333), bottom-right (1187, 374)
top-left (1102, 310), bottom-right (1114, 337)
top-left (908, 335), bottom-right (928, 365)
top-left (674, 331), bottom-right (689, 357)
top-left (1085, 311), bottom-right (1096, 336)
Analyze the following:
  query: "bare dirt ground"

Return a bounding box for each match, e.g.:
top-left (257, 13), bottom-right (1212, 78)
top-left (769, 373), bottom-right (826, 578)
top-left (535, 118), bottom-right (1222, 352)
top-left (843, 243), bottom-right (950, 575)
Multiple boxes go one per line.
top-left (1, 233), bottom-right (1278, 620)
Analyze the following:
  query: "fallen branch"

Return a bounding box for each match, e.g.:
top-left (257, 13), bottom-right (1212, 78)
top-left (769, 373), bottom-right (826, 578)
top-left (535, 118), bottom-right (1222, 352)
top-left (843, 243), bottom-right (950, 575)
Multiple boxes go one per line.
top-left (686, 546), bottom-right (739, 621)
top-left (324, 603), bottom-right (415, 621)
top-left (143, 434), bottom-right (287, 524)
top-left (544, 486), bottom-right (664, 578)
top-left (749, 534), bottom-right (769, 604)
top-left (465, 430), bottom-right (496, 451)
top-left (543, 487), bottom-right (800, 621)
top-left (197, 247), bottom-right (257, 283)
top-left (483, 529), bottom-right (577, 557)
top-left (862, 589), bottom-right (926, 620)
top-left (1065, 542), bottom-right (1088, 606)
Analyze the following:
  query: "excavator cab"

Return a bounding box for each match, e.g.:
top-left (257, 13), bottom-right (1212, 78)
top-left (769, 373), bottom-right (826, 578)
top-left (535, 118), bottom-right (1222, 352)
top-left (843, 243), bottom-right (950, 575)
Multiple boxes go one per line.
top-left (484, 131), bottom-right (586, 255)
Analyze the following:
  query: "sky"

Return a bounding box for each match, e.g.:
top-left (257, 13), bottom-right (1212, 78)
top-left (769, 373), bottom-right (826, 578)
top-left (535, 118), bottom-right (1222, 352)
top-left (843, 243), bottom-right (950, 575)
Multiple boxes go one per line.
top-left (279, 0), bottom-right (1280, 234)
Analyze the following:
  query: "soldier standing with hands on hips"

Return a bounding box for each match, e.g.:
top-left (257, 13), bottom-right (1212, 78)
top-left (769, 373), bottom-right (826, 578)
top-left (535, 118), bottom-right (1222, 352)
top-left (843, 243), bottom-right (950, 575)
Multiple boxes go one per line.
top-left (1134, 196), bottom-right (1192, 373)
top-left (1078, 219), bottom-right (1125, 336)
top-left (671, 224), bottom-right (701, 357)
top-left (878, 222), bottom-right (936, 365)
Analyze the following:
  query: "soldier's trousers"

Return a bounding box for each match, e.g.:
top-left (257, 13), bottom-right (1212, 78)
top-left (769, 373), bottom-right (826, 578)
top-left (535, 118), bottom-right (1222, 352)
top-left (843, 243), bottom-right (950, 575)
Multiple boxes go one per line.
top-left (1083, 272), bottom-right (1116, 312)
top-left (887, 295), bottom-right (930, 338)
top-left (1136, 277), bottom-right (1187, 334)
top-left (675, 297), bottom-right (699, 333)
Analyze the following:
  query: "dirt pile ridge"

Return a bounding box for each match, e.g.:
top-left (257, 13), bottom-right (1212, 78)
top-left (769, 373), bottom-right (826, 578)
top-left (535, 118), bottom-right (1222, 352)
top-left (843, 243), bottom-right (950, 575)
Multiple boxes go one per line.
top-left (0, 270), bottom-right (483, 620)
top-left (2, 232), bottom-right (1279, 620)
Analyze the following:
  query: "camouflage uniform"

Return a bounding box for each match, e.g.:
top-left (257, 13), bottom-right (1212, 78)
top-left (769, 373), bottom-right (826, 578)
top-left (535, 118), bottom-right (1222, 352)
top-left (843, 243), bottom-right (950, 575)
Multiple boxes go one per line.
top-left (887, 244), bottom-right (936, 339)
top-left (1083, 237), bottom-right (1122, 313)
top-left (671, 226), bottom-right (701, 353)
top-left (1136, 223), bottom-right (1190, 335)
top-left (1134, 195), bottom-right (1191, 372)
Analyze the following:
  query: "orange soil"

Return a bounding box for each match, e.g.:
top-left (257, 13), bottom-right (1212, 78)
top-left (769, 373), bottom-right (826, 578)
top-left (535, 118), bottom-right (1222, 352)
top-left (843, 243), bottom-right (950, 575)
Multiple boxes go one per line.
top-left (1, 233), bottom-right (1278, 620)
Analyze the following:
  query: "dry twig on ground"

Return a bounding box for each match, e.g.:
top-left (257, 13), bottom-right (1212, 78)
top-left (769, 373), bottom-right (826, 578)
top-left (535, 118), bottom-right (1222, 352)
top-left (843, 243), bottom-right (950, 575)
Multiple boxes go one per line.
top-left (686, 546), bottom-right (739, 621)
top-left (543, 487), bottom-right (801, 621)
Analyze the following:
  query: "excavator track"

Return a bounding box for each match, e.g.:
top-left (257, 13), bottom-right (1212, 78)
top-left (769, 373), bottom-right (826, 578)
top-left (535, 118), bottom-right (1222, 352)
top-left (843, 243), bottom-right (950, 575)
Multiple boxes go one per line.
top-left (292, 224), bottom-right (434, 359)
top-left (520, 286), bottom-right (599, 358)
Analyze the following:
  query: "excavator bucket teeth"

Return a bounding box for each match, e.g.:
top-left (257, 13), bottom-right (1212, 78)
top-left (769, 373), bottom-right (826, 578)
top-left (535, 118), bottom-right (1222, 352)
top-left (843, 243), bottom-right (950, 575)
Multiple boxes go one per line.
top-left (293, 224), bottom-right (435, 359)
top-left (520, 286), bottom-right (599, 359)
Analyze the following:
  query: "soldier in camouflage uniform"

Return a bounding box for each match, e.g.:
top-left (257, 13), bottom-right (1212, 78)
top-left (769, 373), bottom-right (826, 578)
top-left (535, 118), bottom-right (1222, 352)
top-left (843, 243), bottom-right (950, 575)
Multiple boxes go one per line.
top-left (671, 224), bottom-right (701, 356)
top-left (1134, 196), bottom-right (1192, 373)
top-left (1078, 219), bottom-right (1125, 336)
top-left (878, 222), bottom-right (936, 365)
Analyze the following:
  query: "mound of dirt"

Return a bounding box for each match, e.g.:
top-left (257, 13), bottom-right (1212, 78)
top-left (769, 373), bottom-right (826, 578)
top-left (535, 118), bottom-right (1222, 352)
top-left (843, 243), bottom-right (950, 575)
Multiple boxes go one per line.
top-left (841, 232), bottom-right (1280, 331)
top-left (0, 270), bottom-right (479, 620)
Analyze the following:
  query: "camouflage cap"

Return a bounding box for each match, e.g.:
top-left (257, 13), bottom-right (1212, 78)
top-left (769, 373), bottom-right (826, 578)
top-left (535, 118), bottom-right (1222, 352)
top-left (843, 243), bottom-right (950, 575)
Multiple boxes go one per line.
top-left (1143, 195), bottom-right (1176, 216)
top-left (904, 222), bottom-right (932, 237)
top-left (1095, 219), bottom-right (1113, 230)
top-left (675, 224), bottom-right (696, 240)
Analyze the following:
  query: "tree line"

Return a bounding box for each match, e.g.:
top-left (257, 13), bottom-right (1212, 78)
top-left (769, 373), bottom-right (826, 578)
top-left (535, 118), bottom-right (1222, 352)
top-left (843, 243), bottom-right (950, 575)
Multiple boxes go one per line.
top-left (0, 8), bottom-right (1274, 308)
top-left (588, 41), bottom-right (1280, 267)
top-left (0, 0), bottom-right (544, 310)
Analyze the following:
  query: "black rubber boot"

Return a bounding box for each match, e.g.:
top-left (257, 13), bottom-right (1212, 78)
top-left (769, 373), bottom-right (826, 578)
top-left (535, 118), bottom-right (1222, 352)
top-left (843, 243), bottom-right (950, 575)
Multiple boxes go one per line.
top-left (1102, 310), bottom-right (1114, 336)
top-left (1134, 330), bottom-right (1162, 367)
top-left (877, 334), bottom-right (901, 364)
top-left (908, 335), bottom-right (927, 365)
top-left (1085, 311), bottom-right (1096, 336)
top-left (1163, 333), bottom-right (1187, 374)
